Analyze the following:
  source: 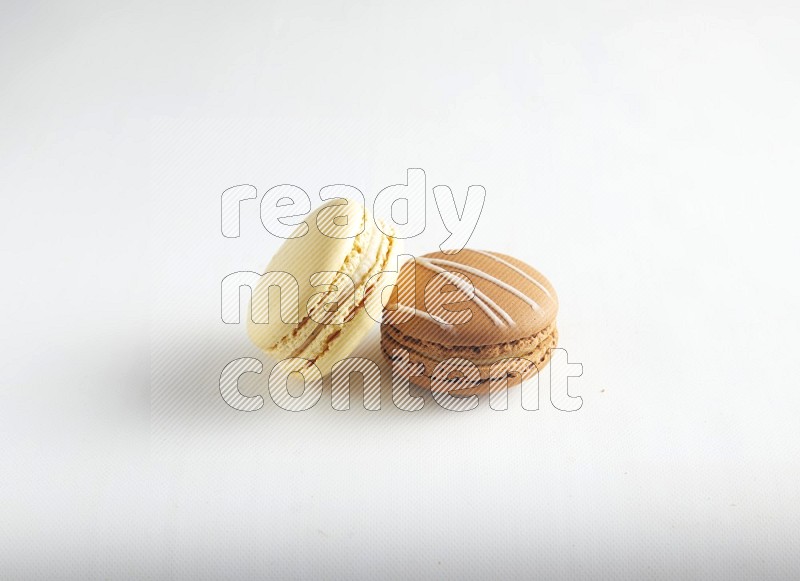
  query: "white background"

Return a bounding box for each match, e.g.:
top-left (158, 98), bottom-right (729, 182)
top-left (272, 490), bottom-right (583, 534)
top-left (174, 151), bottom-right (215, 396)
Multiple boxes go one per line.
top-left (2, 0), bottom-right (799, 579)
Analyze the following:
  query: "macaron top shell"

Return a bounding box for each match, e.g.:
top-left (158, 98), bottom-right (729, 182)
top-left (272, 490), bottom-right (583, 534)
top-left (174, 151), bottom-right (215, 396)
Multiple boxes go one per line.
top-left (385, 249), bottom-right (558, 347)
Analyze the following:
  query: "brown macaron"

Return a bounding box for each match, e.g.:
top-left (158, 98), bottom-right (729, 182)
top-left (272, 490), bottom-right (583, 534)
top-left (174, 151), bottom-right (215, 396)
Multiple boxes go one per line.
top-left (381, 249), bottom-right (558, 394)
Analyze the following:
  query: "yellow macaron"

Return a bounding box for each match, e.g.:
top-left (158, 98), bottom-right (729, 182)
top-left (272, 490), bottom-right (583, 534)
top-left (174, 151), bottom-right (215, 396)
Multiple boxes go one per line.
top-left (248, 198), bottom-right (400, 375)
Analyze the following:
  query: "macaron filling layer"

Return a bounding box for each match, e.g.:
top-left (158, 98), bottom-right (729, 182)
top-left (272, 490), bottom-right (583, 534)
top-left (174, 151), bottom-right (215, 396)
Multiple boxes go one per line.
top-left (382, 319), bottom-right (558, 363)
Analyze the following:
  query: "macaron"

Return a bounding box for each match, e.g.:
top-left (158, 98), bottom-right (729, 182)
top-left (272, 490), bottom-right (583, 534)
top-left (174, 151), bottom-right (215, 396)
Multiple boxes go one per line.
top-left (381, 249), bottom-right (558, 393)
top-left (248, 198), bottom-right (400, 375)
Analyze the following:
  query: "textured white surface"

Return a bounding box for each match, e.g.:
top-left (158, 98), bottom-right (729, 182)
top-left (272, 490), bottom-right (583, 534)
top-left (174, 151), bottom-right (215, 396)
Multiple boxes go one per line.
top-left (1, 0), bottom-right (799, 578)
